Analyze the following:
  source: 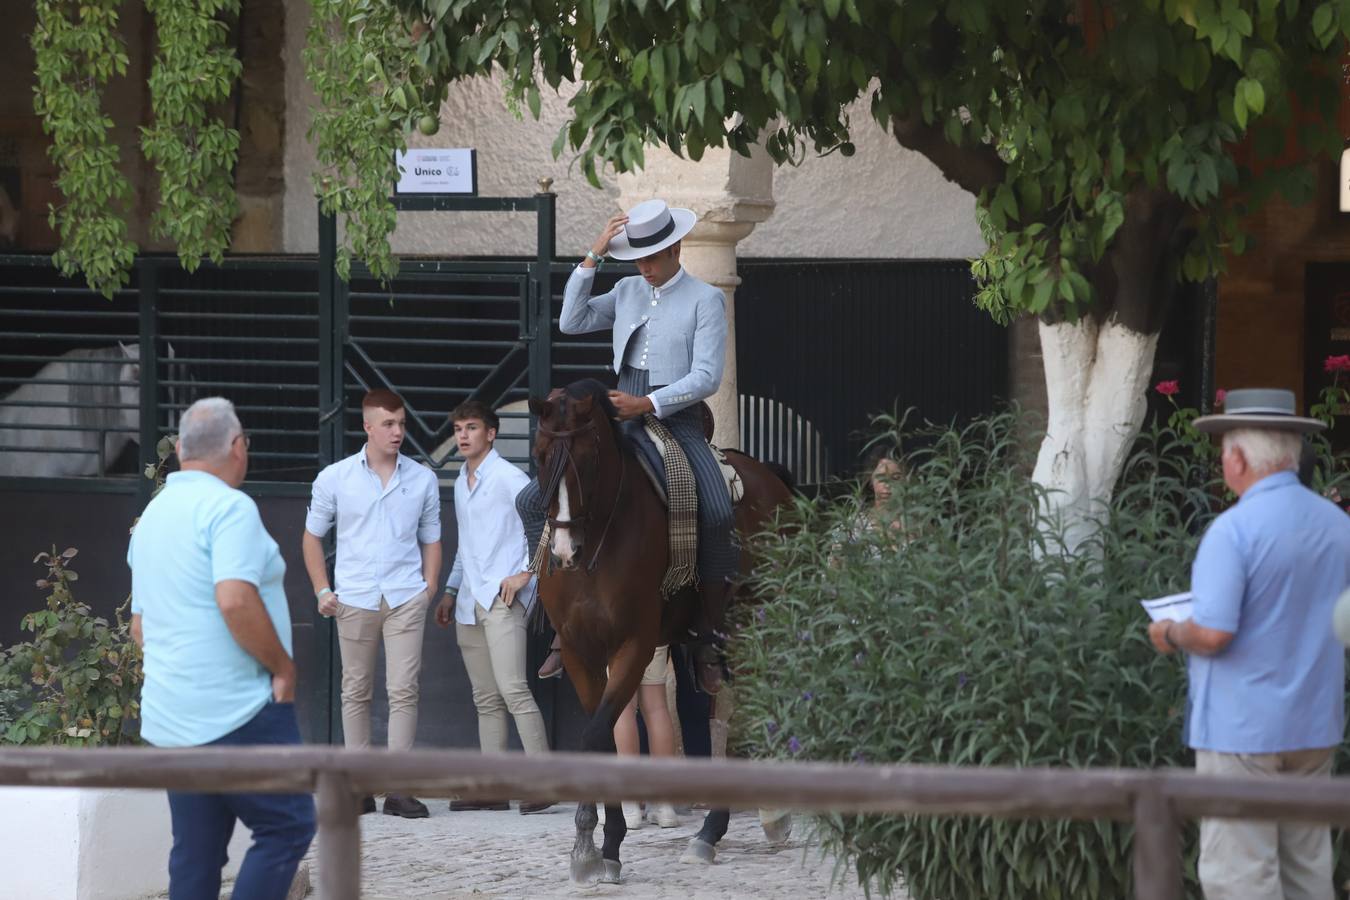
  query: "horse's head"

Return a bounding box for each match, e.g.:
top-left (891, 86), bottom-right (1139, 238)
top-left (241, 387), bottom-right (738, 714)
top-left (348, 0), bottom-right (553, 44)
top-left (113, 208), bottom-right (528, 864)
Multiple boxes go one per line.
top-left (114, 342), bottom-right (140, 434)
top-left (529, 380), bottom-right (619, 570)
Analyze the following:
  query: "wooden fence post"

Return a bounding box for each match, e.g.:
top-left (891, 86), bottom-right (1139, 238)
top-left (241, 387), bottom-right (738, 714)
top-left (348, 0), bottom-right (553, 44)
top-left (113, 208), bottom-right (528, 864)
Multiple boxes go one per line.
top-left (317, 771), bottom-right (361, 900)
top-left (1133, 787), bottom-right (1182, 900)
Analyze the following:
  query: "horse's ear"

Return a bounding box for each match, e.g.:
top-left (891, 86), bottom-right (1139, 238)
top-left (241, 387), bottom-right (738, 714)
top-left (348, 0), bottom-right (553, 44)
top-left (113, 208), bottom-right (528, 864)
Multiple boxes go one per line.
top-left (528, 397), bottom-right (553, 418)
top-left (119, 341), bottom-right (138, 359)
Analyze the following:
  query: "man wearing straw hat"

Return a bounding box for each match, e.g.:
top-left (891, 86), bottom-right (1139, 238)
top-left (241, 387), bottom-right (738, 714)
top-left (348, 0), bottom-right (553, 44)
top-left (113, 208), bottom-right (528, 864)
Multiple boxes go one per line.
top-left (517, 199), bottom-right (736, 694)
top-left (1147, 388), bottom-right (1350, 900)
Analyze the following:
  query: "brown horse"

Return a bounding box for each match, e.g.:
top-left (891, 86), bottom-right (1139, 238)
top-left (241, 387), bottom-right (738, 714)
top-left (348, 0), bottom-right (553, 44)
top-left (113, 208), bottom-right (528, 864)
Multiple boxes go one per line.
top-left (528, 379), bottom-right (792, 884)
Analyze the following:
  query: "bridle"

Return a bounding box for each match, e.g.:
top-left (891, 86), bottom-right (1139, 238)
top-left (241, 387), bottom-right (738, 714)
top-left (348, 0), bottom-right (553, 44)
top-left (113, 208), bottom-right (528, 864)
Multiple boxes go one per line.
top-left (536, 413), bottom-right (627, 572)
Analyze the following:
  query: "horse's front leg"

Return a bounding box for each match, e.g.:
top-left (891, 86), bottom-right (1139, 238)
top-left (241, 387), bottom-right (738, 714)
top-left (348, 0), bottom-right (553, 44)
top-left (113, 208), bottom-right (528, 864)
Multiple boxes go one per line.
top-left (569, 640), bottom-right (647, 885)
top-left (563, 650), bottom-right (608, 884)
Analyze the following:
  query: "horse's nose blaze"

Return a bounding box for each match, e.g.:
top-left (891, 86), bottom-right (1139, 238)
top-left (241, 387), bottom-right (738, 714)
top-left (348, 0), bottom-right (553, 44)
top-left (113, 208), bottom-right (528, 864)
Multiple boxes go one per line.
top-left (551, 479), bottom-right (578, 566)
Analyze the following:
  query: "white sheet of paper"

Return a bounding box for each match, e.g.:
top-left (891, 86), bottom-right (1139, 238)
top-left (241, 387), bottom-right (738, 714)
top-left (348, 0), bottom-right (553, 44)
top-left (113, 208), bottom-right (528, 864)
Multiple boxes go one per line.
top-left (1140, 591), bottom-right (1194, 623)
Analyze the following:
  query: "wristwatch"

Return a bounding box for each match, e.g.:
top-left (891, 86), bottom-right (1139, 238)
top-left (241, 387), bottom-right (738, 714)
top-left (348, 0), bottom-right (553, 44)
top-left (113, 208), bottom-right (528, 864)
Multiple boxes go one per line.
top-left (585, 250), bottom-right (604, 265)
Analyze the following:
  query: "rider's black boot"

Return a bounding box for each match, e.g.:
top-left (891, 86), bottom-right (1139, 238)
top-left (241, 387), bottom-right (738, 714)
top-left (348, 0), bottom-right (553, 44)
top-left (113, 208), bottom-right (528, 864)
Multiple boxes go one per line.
top-left (691, 579), bottom-right (732, 695)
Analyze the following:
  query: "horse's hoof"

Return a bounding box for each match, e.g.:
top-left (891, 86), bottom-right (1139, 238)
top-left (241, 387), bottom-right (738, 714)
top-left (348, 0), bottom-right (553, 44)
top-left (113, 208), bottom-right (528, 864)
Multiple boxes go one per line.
top-left (760, 810), bottom-right (793, 845)
top-left (570, 850), bottom-right (605, 884)
top-left (679, 837), bottom-right (717, 865)
top-left (599, 859), bottom-right (622, 884)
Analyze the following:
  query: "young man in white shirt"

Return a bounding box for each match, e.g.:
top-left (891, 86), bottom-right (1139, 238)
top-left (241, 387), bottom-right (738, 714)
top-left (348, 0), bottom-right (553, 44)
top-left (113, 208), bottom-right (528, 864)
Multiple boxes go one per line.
top-left (302, 389), bottom-right (442, 818)
top-left (435, 400), bottom-right (553, 814)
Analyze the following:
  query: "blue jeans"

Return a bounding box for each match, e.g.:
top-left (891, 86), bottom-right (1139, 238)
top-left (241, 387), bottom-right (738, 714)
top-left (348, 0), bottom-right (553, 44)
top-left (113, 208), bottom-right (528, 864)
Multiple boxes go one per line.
top-left (166, 701), bottom-right (316, 900)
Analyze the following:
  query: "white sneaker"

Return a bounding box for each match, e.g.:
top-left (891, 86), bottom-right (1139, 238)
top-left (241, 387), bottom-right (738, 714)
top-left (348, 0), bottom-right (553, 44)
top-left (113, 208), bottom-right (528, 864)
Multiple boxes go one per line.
top-left (648, 803), bottom-right (680, 828)
top-left (622, 801), bottom-right (645, 830)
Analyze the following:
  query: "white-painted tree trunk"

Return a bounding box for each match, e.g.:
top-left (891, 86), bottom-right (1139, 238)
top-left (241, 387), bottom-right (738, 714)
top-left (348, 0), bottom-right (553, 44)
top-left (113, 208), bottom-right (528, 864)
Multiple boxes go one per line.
top-left (1031, 317), bottom-right (1160, 553)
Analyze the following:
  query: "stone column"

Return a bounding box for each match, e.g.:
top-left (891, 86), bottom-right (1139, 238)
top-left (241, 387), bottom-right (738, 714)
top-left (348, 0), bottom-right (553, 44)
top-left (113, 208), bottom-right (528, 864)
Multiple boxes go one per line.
top-left (617, 146), bottom-right (774, 447)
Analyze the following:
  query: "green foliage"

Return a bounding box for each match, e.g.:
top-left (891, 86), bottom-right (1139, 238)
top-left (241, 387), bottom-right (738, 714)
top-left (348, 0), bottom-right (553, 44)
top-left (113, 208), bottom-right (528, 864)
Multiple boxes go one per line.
top-left (31, 0), bottom-right (242, 294)
top-left (729, 409), bottom-right (1269, 898)
top-left (308, 0), bottom-right (1350, 321)
top-left (31, 0), bottom-right (137, 298)
top-left (141, 0), bottom-right (243, 272)
top-left (0, 549), bottom-right (143, 747)
top-left (305, 0), bottom-right (421, 283)
top-left (0, 435), bottom-right (173, 747)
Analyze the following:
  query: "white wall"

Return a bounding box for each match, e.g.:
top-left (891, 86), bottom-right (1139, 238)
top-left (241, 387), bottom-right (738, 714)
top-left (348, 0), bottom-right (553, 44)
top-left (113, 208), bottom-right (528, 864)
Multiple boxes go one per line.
top-left (0, 787), bottom-right (252, 900)
top-left (282, 0), bottom-right (984, 260)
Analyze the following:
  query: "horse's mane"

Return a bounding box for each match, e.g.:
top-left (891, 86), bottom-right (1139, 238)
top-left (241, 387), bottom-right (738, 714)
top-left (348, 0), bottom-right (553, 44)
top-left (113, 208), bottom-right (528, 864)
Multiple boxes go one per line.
top-left (561, 378), bottom-right (630, 452)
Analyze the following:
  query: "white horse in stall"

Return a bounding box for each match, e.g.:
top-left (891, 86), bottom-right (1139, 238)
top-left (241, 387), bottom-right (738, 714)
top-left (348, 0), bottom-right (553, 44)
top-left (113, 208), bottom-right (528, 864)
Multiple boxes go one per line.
top-left (0, 343), bottom-right (143, 477)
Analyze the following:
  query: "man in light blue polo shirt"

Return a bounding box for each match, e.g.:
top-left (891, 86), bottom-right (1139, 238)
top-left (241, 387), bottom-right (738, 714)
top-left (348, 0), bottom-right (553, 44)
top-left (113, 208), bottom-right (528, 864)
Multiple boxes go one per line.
top-left (1148, 389), bottom-right (1350, 900)
top-left (129, 397), bottom-right (314, 900)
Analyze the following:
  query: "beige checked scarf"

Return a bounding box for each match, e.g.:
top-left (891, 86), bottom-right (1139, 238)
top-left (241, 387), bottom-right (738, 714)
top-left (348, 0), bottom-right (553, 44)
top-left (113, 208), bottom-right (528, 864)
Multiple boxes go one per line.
top-left (643, 413), bottom-right (698, 598)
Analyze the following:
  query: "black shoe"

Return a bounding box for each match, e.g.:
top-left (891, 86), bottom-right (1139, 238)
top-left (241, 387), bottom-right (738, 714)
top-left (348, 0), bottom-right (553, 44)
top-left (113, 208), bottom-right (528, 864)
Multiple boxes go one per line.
top-left (382, 795), bottom-right (430, 818)
top-left (449, 799), bottom-right (511, 812)
top-left (518, 800), bottom-right (557, 815)
top-left (361, 795), bottom-right (377, 815)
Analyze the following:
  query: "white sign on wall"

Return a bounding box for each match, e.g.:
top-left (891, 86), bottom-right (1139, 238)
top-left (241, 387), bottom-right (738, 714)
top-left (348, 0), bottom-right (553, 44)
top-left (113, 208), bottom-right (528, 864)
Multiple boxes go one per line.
top-left (394, 148), bottom-right (477, 195)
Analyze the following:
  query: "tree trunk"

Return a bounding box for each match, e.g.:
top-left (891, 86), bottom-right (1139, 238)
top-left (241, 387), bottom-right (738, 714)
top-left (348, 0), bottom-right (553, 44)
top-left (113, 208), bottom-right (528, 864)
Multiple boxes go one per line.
top-left (1032, 317), bottom-right (1159, 553)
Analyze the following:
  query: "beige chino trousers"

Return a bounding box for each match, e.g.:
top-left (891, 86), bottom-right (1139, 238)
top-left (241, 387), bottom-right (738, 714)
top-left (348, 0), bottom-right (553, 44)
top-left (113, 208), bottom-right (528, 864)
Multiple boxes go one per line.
top-left (335, 589), bottom-right (430, 753)
top-left (1195, 747), bottom-right (1335, 900)
top-left (455, 598), bottom-right (550, 756)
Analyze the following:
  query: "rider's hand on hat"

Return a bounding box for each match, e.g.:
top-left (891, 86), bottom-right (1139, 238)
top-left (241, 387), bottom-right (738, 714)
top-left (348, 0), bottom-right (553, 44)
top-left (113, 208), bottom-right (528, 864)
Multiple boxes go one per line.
top-left (586, 213), bottom-right (628, 266)
top-left (608, 391), bottom-right (654, 421)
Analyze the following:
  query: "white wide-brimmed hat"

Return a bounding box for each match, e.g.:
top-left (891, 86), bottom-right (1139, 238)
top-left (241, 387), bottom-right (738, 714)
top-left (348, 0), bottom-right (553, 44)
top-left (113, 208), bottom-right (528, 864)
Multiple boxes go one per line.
top-left (606, 199), bottom-right (697, 261)
top-left (1193, 388), bottom-right (1326, 434)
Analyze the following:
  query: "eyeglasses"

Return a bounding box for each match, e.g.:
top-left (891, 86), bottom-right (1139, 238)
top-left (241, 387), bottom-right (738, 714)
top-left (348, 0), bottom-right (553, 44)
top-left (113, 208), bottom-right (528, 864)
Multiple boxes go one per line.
top-left (233, 432), bottom-right (251, 449)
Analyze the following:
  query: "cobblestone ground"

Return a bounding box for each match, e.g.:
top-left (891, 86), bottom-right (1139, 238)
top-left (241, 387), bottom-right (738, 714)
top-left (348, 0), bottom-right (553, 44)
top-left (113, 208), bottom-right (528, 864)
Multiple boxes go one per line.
top-left (311, 802), bottom-right (887, 900)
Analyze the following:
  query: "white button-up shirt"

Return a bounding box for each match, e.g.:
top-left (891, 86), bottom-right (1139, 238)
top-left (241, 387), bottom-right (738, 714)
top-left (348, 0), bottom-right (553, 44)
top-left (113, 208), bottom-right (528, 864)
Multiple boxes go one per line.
top-left (304, 446), bottom-right (442, 611)
top-left (447, 448), bottom-right (536, 625)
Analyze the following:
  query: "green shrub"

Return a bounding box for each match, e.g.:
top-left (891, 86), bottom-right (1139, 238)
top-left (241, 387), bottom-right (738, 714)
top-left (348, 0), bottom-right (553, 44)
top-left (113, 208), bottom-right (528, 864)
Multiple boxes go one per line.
top-left (0, 549), bottom-right (143, 747)
top-left (732, 409), bottom-right (1350, 899)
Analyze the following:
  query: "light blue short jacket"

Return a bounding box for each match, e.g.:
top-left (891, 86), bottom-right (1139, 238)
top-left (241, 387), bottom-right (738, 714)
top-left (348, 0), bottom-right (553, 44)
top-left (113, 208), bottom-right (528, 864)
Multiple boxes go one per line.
top-left (560, 265), bottom-right (726, 416)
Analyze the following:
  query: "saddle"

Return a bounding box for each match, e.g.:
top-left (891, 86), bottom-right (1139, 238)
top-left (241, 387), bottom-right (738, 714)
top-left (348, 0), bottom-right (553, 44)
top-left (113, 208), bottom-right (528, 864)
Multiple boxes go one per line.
top-left (620, 403), bottom-right (743, 509)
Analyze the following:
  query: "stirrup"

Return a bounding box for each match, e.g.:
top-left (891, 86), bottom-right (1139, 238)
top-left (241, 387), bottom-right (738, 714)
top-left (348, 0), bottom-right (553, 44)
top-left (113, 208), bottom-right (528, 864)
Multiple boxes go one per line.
top-left (687, 636), bottom-right (726, 696)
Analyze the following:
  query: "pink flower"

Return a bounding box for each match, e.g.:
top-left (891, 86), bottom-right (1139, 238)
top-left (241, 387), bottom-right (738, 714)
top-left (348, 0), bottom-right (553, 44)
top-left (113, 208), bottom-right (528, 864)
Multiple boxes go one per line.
top-left (1325, 355), bottom-right (1350, 375)
top-left (1215, 389), bottom-right (1227, 406)
top-left (1155, 380), bottom-right (1180, 397)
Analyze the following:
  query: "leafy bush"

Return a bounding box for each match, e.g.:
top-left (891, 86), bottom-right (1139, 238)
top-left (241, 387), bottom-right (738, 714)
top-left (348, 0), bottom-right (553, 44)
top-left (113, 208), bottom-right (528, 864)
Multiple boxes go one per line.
top-left (0, 549), bottom-right (143, 747)
top-left (0, 436), bottom-right (171, 746)
top-left (732, 409), bottom-right (1350, 899)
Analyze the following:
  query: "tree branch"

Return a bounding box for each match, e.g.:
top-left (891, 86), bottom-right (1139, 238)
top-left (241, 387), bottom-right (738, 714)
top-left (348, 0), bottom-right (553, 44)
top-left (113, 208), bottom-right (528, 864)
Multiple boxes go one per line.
top-left (1104, 187), bottom-right (1188, 334)
top-left (890, 114), bottom-right (1006, 197)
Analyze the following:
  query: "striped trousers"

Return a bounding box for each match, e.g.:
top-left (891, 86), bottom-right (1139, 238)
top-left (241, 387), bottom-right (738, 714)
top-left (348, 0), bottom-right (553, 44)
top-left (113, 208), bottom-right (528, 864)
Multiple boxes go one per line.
top-left (515, 367), bottom-right (737, 583)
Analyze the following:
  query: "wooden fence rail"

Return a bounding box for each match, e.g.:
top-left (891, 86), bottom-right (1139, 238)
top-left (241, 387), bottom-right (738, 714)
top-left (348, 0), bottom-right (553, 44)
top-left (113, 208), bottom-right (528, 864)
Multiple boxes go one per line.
top-left (4, 746), bottom-right (1350, 899)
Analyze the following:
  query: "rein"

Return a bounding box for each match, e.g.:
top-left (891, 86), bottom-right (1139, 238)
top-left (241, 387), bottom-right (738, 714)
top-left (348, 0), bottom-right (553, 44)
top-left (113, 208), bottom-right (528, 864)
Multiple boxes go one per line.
top-left (537, 414), bottom-right (626, 572)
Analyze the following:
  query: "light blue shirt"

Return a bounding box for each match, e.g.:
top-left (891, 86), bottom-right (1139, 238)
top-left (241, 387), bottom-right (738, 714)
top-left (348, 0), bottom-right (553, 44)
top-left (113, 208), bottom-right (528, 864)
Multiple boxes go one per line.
top-left (446, 449), bottom-right (536, 625)
top-left (129, 470), bottom-right (292, 748)
top-left (1186, 470), bottom-right (1350, 753)
top-left (561, 264), bottom-right (725, 416)
top-left (304, 447), bottom-right (441, 611)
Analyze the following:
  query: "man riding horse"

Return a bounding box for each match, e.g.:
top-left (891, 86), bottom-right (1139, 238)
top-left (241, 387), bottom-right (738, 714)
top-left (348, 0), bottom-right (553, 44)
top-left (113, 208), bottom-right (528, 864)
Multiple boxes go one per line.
top-left (517, 198), bottom-right (735, 694)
